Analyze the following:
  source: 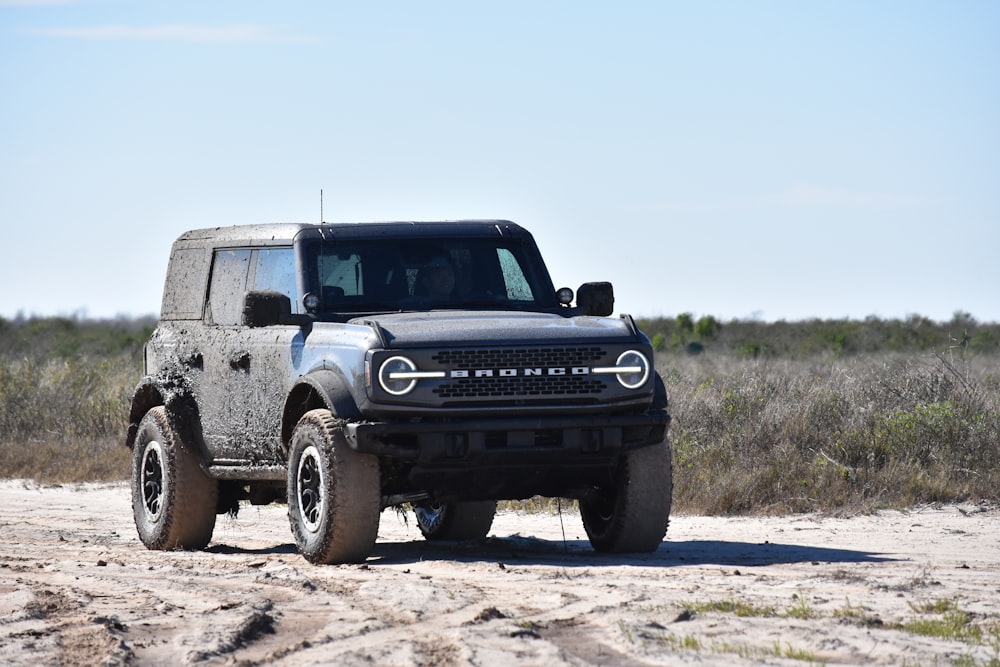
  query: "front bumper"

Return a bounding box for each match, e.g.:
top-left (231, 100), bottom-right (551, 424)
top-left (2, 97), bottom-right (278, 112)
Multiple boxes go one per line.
top-left (342, 411), bottom-right (670, 501)
top-left (343, 411), bottom-right (669, 460)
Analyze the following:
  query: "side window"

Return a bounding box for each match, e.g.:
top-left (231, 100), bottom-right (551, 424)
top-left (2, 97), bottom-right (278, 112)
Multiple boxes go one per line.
top-left (207, 249), bottom-right (252, 325)
top-left (497, 248), bottom-right (533, 301)
top-left (318, 253), bottom-right (364, 296)
top-left (160, 247), bottom-right (211, 320)
top-left (253, 248), bottom-right (300, 313)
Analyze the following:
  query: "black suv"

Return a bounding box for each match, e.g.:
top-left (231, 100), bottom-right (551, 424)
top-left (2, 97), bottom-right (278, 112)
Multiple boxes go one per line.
top-left (127, 221), bottom-right (671, 563)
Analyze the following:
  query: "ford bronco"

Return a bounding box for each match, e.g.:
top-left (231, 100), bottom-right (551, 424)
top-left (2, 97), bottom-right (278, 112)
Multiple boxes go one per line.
top-left (126, 221), bottom-right (671, 563)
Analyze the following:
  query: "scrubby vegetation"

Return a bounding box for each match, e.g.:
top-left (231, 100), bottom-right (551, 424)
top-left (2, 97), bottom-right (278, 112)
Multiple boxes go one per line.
top-left (642, 311), bottom-right (1000, 513)
top-left (0, 314), bottom-right (154, 482)
top-left (1, 312), bottom-right (997, 514)
top-left (662, 350), bottom-right (999, 514)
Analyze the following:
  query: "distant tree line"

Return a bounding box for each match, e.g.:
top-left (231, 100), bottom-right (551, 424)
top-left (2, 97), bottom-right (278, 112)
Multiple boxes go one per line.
top-left (0, 314), bottom-right (156, 361)
top-left (637, 311), bottom-right (1000, 358)
top-left (2, 312), bottom-right (997, 361)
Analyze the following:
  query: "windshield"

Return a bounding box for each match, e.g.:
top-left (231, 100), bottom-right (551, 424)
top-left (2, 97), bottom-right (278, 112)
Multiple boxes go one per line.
top-left (302, 237), bottom-right (557, 313)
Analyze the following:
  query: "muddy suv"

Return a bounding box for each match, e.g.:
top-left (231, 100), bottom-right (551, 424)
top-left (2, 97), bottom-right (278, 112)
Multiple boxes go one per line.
top-left (127, 221), bottom-right (671, 563)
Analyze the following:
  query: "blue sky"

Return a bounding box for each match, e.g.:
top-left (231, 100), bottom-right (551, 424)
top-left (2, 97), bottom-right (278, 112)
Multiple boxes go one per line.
top-left (1, 1), bottom-right (997, 322)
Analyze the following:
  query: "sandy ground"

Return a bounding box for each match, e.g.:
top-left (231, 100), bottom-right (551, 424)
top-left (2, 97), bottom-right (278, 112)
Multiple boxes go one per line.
top-left (1, 481), bottom-right (998, 666)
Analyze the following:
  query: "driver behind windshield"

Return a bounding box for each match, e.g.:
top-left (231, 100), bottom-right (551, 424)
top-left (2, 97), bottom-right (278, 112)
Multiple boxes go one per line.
top-left (415, 256), bottom-right (456, 300)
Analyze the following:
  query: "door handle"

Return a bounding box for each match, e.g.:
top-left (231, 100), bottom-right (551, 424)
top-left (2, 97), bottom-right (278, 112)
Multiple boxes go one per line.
top-left (230, 351), bottom-right (250, 370)
top-left (184, 351), bottom-right (203, 370)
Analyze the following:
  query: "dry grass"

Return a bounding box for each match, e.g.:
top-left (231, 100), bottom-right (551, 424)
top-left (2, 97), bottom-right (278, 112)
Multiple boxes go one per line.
top-left (2, 315), bottom-right (998, 513)
top-left (0, 315), bottom-right (151, 482)
top-left (664, 349), bottom-right (1000, 514)
top-left (0, 356), bottom-right (135, 481)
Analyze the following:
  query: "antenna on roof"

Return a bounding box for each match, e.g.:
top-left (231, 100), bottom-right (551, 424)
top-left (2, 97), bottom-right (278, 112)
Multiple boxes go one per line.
top-left (320, 189), bottom-right (325, 224)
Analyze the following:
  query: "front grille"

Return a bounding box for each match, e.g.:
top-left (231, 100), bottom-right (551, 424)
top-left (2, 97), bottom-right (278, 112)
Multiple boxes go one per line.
top-left (434, 375), bottom-right (604, 399)
top-left (429, 346), bottom-right (610, 400)
top-left (432, 346), bottom-right (605, 368)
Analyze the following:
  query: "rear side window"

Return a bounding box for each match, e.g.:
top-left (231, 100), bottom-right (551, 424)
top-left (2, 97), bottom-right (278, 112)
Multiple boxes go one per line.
top-left (160, 247), bottom-right (211, 320)
top-left (253, 248), bottom-right (300, 313)
top-left (206, 249), bottom-right (252, 325)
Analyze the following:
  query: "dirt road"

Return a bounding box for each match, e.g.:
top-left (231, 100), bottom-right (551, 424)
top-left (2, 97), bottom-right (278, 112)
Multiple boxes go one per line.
top-left (1, 481), bottom-right (997, 666)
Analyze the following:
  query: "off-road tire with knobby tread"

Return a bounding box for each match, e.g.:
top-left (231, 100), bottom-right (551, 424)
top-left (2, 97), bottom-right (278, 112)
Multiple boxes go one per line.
top-left (131, 406), bottom-right (218, 550)
top-left (287, 409), bottom-right (381, 564)
top-left (580, 440), bottom-right (672, 553)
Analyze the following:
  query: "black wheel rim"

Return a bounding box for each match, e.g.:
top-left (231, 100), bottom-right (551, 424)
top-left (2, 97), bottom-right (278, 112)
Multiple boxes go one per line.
top-left (415, 503), bottom-right (445, 533)
top-left (583, 493), bottom-right (616, 532)
top-left (297, 446), bottom-right (324, 532)
top-left (140, 442), bottom-right (164, 520)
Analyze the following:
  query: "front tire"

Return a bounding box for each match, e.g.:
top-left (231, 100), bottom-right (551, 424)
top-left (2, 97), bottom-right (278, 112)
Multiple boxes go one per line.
top-left (414, 501), bottom-right (497, 541)
top-left (580, 440), bottom-right (672, 553)
top-left (131, 406), bottom-right (218, 550)
top-left (287, 409), bottom-right (381, 564)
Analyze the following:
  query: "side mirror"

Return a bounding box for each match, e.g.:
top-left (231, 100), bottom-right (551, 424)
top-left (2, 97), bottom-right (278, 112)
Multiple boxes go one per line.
top-left (576, 282), bottom-right (614, 317)
top-left (242, 290), bottom-right (292, 327)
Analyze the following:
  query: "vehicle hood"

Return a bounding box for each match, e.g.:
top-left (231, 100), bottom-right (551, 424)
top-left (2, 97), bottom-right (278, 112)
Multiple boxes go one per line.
top-left (352, 310), bottom-right (641, 348)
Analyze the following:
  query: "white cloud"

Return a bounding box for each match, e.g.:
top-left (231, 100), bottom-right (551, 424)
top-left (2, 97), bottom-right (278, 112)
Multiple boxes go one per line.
top-left (29, 23), bottom-right (315, 43)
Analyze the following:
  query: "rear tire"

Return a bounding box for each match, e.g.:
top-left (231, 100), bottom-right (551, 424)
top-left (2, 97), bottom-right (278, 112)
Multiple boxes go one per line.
top-left (287, 409), bottom-right (381, 564)
top-left (414, 501), bottom-right (497, 541)
top-left (580, 440), bottom-right (672, 553)
top-left (131, 406), bottom-right (218, 550)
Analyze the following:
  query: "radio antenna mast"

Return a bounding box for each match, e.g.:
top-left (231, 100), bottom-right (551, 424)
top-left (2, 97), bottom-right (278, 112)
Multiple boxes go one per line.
top-left (320, 189), bottom-right (324, 223)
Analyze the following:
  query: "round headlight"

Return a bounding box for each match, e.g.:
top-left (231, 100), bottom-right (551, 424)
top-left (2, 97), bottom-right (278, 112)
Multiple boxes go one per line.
top-left (379, 356), bottom-right (418, 395)
top-left (615, 350), bottom-right (650, 389)
top-left (556, 287), bottom-right (574, 305)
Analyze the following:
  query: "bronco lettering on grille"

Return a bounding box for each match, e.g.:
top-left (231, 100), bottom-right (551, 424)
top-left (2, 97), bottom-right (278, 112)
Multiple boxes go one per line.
top-left (450, 367), bottom-right (591, 378)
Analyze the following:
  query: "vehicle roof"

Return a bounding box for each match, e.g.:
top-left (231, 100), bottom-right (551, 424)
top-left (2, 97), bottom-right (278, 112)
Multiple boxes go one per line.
top-left (174, 220), bottom-right (528, 246)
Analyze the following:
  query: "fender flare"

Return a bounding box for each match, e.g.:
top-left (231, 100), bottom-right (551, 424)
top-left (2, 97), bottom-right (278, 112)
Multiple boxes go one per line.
top-left (281, 369), bottom-right (361, 451)
top-left (651, 373), bottom-right (669, 412)
top-left (125, 377), bottom-right (165, 449)
top-left (124, 375), bottom-right (208, 463)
